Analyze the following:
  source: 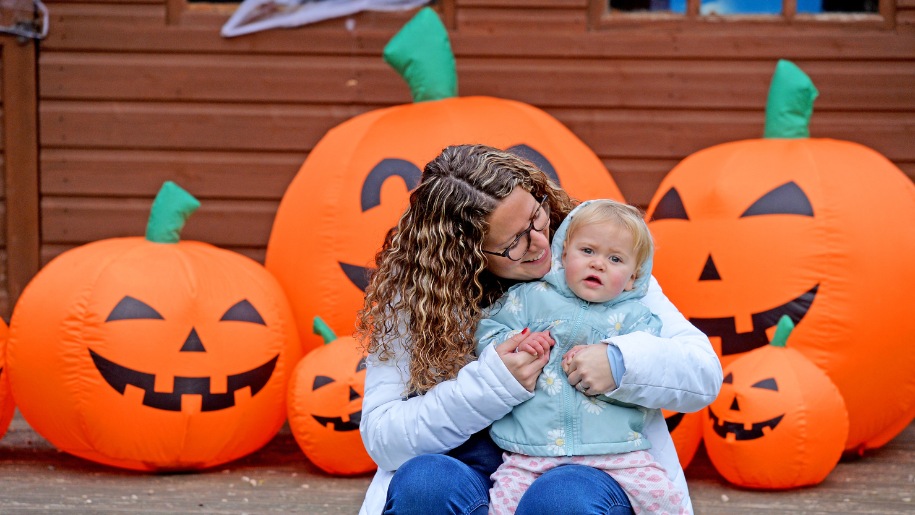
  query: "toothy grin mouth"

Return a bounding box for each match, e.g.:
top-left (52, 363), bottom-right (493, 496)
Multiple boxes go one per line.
top-left (90, 349), bottom-right (278, 412)
top-left (522, 250), bottom-right (546, 263)
top-left (690, 285), bottom-right (818, 356)
top-left (339, 262), bottom-right (372, 292)
top-left (709, 407), bottom-right (784, 441)
top-left (313, 411), bottom-right (362, 431)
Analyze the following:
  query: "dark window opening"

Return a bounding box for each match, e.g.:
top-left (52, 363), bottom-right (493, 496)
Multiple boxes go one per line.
top-left (611, 0), bottom-right (685, 12)
top-left (609, 0), bottom-right (878, 14)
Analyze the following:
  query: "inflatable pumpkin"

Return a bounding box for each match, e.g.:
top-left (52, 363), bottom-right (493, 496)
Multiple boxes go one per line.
top-left (646, 60), bottom-right (915, 452)
top-left (0, 318), bottom-right (13, 441)
top-left (704, 316), bottom-right (848, 489)
top-left (662, 408), bottom-right (705, 470)
top-left (266, 7), bottom-right (623, 349)
top-left (7, 182), bottom-right (302, 471)
top-left (288, 317), bottom-right (374, 476)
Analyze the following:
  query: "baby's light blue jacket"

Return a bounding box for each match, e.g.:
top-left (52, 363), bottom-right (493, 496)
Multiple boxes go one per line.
top-left (475, 200), bottom-right (662, 457)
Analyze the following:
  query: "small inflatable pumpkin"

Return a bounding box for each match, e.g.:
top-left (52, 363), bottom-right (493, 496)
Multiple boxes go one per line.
top-left (646, 60), bottom-right (915, 452)
top-left (266, 7), bottom-right (623, 350)
top-left (287, 317), bottom-right (374, 476)
top-left (662, 408), bottom-right (705, 470)
top-left (704, 316), bottom-right (848, 489)
top-left (7, 182), bottom-right (302, 471)
top-left (0, 318), bottom-right (13, 441)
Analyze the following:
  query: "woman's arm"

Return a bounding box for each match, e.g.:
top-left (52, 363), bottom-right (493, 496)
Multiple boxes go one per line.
top-left (604, 276), bottom-right (722, 412)
top-left (360, 334), bottom-right (543, 472)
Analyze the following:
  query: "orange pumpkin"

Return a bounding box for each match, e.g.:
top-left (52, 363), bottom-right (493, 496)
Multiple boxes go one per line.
top-left (266, 8), bottom-right (623, 349)
top-left (7, 182), bottom-right (302, 471)
top-left (646, 60), bottom-right (915, 452)
top-left (287, 317), bottom-right (374, 476)
top-left (704, 316), bottom-right (848, 489)
top-left (0, 318), bottom-right (13, 441)
top-left (662, 408), bottom-right (705, 470)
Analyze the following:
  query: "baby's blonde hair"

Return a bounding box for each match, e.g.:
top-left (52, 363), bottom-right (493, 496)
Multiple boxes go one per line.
top-left (564, 200), bottom-right (653, 279)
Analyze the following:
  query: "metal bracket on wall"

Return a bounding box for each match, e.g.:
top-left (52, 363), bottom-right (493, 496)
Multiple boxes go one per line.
top-left (0, 0), bottom-right (49, 42)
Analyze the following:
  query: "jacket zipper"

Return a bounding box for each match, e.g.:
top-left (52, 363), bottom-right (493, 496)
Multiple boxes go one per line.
top-left (562, 300), bottom-right (588, 456)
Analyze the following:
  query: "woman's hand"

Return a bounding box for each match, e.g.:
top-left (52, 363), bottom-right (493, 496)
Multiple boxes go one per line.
top-left (562, 343), bottom-right (616, 396)
top-left (495, 329), bottom-right (553, 391)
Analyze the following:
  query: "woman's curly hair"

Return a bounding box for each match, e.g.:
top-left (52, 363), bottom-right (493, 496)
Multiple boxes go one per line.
top-left (357, 144), bottom-right (577, 394)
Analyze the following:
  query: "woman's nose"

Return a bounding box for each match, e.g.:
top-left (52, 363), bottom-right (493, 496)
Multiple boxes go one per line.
top-left (529, 228), bottom-right (549, 250)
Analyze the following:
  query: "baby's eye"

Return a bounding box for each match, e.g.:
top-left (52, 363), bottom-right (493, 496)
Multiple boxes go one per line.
top-left (610, 256), bottom-right (622, 263)
top-left (582, 247), bottom-right (593, 255)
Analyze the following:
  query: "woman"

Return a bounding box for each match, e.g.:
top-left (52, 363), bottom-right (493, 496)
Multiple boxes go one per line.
top-left (357, 144), bottom-right (721, 514)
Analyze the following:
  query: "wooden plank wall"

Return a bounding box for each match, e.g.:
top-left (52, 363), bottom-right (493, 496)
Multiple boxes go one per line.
top-left (31, 0), bottom-right (915, 320)
top-left (2, 38), bottom-right (40, 320)
top-left (0, 45), bottom-right (6, 318)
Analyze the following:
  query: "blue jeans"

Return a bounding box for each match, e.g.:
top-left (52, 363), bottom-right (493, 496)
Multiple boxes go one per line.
top-left (383, 430), bottom-right (634, 515)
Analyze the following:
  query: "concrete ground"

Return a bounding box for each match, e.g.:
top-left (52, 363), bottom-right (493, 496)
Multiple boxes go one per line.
top-left (1, 411), bottom-right (913, 514)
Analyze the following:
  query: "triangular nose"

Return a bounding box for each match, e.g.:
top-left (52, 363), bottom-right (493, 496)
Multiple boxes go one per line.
top-left (699, 255), bottom-right (722, 281)
top-left (730, 397), bottom-right (740, 411)
top-left (180, 328), bottom-right (206, 352)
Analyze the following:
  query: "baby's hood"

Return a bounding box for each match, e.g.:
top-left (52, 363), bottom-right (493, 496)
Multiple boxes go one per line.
top-left (543, 199), bottom-right (653, 305)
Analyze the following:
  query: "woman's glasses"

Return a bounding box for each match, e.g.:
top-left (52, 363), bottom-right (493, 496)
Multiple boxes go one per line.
top-left (483, 195), bottom-right (550, 261)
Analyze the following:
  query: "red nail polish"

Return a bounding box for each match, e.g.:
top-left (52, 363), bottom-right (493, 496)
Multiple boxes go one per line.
top-left (521, 328), bottom-right (530, 335)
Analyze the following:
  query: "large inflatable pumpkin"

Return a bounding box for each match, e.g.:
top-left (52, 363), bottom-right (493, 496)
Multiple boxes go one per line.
top-left (266, 7), bottom-right (623, 349)
top-left (287, 317), bottom-right (374, 476)
top-left (7, 182), bottom-right (302, 471)
top-left (0, 318), bottom-right (13, 441)
top-left (646, 60), bottom-right (915, 452)
top-left (704, 316), bottom-right (848, 489)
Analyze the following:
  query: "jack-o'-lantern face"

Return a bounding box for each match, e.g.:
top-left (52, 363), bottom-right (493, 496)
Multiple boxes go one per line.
top-left (91, 295), bottom-right (278, 413)
top-left (649, 147), bottom-right (822, 363)
top-left (288, 323), bottom-right (374, 476)
top-left (708, 371), bottom-right (784, 441)
top-left (267, 97), bottom-right (624, 352)
top-left (8, 237), bottom-right (302, 471)
top-left (646, 138), bottom-right (915, 451)
top-left (307, 355), bottom-right (366, 433)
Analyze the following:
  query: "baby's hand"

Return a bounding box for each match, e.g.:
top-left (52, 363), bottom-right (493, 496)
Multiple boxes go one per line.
top-left (496, 328), bottom-right (554, 391)
top-left (562, 345), bottom-right (587, 375)
top-left (515, 329), bottom-right (554, 358)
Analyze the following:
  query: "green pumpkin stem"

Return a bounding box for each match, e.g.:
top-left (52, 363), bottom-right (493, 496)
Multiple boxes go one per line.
top-left (383, 7), bottom-right (457, 103)
top-left (313, 316), bottom-right (338, 345)
top-left (145, 181), bottom-right (201, 244)
top-left (770, 315), bottom-right (795, 348)
top-left (763, 59), bottom-right (819, 139)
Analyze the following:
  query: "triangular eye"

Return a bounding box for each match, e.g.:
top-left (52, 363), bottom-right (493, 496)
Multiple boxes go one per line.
top-left (220, 299), bottom-right (266, 325)
top-left (361, 158), bottom-right (422, 212)
top-left (651, 188), bottom-right (689, 221)
top-left (751, 378), bottom-right (778, 391)
top-left (740, 182), bottom-right (814, 218)
top-left (106, 296), bottom-right (164, 322)
top-left (356, 357), bottom-right (366, 372)
top-left (506, 144), bottom-right (561, 185)
top-left (313, 375), bottom-right (334, 390)
top-left (722, 372), bottom-right (733, 384)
